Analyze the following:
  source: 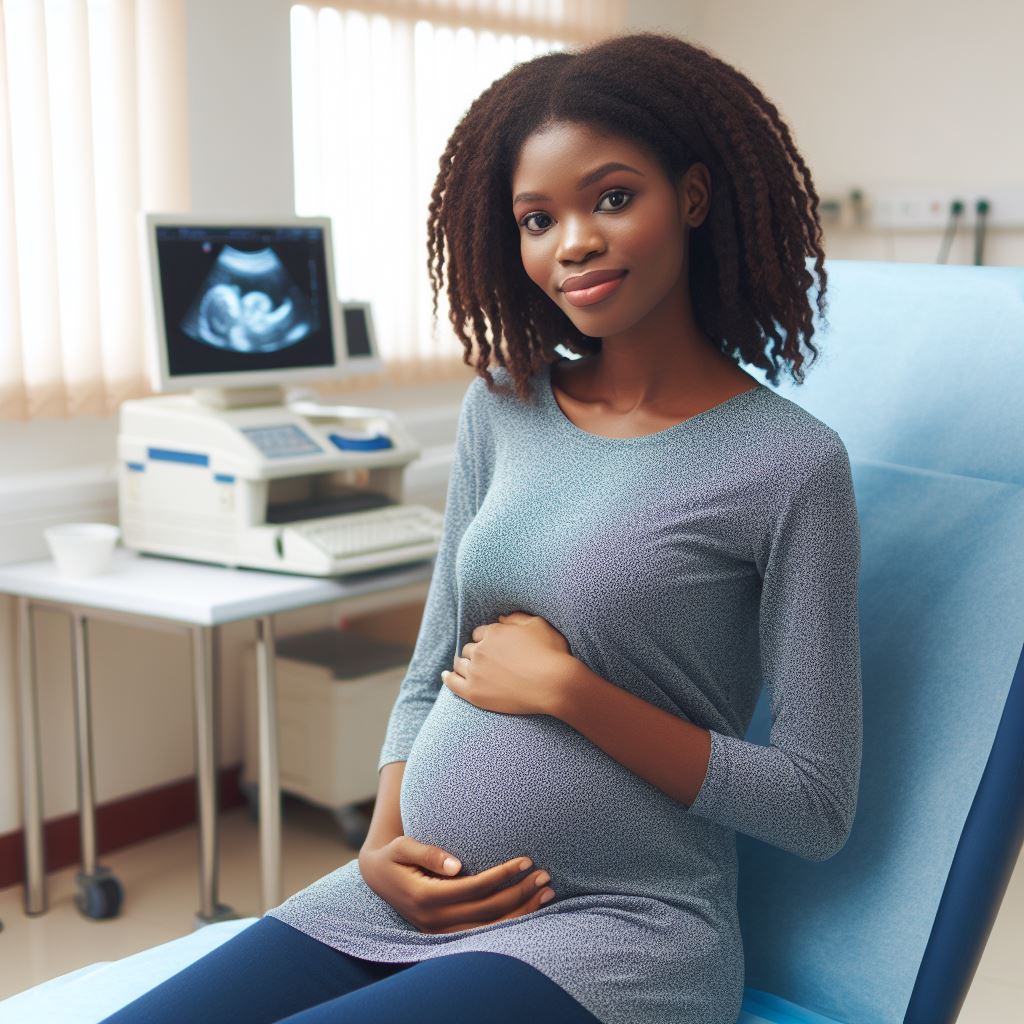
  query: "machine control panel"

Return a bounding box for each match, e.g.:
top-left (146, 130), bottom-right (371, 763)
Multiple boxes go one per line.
top-left (241, 424), bottom-right (324, 459)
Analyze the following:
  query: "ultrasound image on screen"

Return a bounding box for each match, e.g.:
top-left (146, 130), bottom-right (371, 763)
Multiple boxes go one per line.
top-left (155, 226), bottom-right (336, 378)
top-left (181, 247), bottom-right (315, 353)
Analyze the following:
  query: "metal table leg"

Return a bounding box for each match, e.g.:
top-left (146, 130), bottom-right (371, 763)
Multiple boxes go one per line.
top-left (190, 624), bottom-right (236, 926)
top-left (255, 615), bottom-right (282, 912)
top-left (16, 597), bottom-right (46, 915)
top-left (69, 612), bottom-right (123, 919)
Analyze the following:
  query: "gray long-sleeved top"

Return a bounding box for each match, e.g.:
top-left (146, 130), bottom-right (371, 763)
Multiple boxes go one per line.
top-left (268, 360), bottom-right (863, 1024)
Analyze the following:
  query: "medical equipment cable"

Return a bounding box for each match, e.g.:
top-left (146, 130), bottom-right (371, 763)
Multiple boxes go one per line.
top-left (936, 199), bottom-right (964, 264)
top-left (973, 198), bottom-right (989, 266)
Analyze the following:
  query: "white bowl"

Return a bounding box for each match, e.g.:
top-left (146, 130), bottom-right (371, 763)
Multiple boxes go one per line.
top-left (44, 523), bottom-right (121, 578)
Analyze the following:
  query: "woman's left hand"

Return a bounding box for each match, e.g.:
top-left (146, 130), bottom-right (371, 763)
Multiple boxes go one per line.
top-left (442, 612), bottom-right (575, 717)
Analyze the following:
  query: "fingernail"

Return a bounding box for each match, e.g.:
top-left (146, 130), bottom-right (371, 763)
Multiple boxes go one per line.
top-left (519, 859), bottom-right (533, 871)
top-left (443, 857), bottom-right (460, 874)
top-left (535, 872), bottom-right (551, 887)
top-left (539, 889), bottom-right (554, 904)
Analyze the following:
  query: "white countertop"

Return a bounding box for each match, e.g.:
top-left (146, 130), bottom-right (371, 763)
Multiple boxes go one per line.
top-left (0, 548), bottom-right (435, 625)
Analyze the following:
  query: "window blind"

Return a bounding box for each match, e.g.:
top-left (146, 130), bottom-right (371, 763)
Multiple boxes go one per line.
top-left (0, 0), bottom-right (190, 422)
top-left (290, 0), bottom-right (627, 391)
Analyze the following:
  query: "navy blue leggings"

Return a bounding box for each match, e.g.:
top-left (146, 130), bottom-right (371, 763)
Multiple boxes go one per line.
top-left (99, 916), bottom-right (602, 1023)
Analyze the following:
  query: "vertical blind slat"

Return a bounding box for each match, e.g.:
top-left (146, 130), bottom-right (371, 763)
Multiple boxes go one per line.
top-left (88, 0), bottom-right (144, 411)
top-left (0, 4), bottom-right (27, 420)
top-left (46, 0), bottom-right (103, 417)
top-left (133, 0), bottom-right (189, 408)
top-left (136, 0), bottom-right (190, 213)
top-left (6, 0), bottom-right (64, 418)
top-left (290, 5), bottom-right (321, 218)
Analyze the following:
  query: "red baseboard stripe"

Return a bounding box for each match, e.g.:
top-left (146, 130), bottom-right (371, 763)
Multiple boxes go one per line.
top-left (0, 764), bottom-right (244, 892)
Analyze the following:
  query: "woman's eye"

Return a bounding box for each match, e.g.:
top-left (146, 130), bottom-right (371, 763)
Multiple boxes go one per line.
top-left (596, 189), bottom-right (633, 212)
top-left (519, 189), bottom-right (634, 234)
top-left (521, 212), bottom-right (553, 233)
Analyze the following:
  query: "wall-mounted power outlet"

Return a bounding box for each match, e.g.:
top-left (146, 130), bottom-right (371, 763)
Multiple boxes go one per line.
top-left (867, 187), bottom-right (1024, 229)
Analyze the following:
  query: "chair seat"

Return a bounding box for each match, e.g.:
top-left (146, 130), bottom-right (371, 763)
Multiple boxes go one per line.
top-left (739, 989), bottom-right (845, 1023)
top-left (0, 918), bottom-right (844, 1024)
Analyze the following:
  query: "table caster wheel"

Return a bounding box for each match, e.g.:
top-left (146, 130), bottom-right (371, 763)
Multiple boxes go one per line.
top-left (193, 903), bottom-right (240, 929)
top-left (75, 868), bottom-right (124, 920)
top-left (240, 780), bottom-right (259, 822)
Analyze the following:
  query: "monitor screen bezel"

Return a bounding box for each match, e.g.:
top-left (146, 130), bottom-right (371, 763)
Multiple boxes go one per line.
top-left (141, 212), bottom-right (348, 392)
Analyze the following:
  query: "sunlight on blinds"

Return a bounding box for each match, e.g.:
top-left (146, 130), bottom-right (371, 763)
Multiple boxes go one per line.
top-left (290, 0), bottom-right (626, 385)
top-left (0, 0), bottom-right (189, 421)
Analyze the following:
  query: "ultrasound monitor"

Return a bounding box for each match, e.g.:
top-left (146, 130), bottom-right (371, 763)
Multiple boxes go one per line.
top-left (141, 214), bottom-right (348, 394)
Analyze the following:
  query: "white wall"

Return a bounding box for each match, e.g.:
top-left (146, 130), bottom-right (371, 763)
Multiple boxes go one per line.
top-left (185, 0), bottom-right (295, 216)
top-left (627, 0), bottom-right (1024, 265)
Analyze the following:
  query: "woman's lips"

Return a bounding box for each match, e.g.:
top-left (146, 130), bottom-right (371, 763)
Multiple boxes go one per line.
top-left (562, 272), bottom-right (627, 308)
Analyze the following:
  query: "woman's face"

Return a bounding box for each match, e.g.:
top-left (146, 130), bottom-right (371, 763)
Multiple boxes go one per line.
top-left (510, 121), bottom-right (709, 338)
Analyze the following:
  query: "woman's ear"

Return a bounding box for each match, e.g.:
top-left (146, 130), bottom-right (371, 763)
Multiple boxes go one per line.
top-left (677, 162), bottom-right (711, 228)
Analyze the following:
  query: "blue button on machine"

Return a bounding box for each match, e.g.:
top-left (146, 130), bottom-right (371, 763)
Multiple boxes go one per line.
top-left (328, 433), bottom-right (394, 451)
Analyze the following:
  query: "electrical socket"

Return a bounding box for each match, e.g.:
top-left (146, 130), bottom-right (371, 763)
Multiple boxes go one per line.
top-left (867, 187), bottom-right (1024, 229)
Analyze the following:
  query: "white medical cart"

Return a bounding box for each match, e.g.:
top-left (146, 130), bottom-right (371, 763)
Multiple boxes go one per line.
top-left (241, 627), bottom-right (413, 848)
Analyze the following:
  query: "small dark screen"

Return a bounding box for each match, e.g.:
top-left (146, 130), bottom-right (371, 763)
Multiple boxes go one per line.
top-left (342, 306), bottom-right (373, 357)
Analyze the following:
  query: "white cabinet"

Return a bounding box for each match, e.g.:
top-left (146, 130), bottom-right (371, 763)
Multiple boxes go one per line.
top-left (242, 628), bottom-right (412, 824)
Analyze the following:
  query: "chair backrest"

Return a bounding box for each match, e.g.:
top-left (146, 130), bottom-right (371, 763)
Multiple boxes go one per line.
top-left (736, 259), bottom-right (1024, 1024)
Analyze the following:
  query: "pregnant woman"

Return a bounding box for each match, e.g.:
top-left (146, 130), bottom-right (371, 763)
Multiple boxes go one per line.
top-left (103, 30), bottom-right (862, 1024)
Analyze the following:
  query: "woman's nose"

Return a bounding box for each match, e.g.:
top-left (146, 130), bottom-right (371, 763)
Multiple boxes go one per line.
top-left (555, 218), bottom-right (605, 263)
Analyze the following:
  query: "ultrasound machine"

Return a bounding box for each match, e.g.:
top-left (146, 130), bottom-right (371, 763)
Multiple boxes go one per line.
top-left (118, 214), bottom-right (444, 576)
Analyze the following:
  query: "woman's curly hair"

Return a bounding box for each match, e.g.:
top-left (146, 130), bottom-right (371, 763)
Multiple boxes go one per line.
top-left (425, 30), bottom-right (829, 403)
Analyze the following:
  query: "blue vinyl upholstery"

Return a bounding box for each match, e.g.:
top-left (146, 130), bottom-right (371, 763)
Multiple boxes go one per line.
top-left (736, 259), bottom-right (1024, 1023)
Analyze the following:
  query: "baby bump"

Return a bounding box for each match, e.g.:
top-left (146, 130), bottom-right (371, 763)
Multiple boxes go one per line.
top-left (399, 686), bottom-right (702, 898)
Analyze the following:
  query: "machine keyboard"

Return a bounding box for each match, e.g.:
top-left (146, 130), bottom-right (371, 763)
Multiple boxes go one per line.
top-left (294, 505), bottom-right (442, 559)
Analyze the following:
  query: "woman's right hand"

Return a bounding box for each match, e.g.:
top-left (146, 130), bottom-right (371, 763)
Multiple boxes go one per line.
top-left (358, 835), bottom-right (555, 934)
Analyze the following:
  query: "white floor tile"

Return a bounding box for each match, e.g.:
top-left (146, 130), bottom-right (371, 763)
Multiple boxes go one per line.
top-left (957, 844), bottom-right (1024, 1023)
top-left (0, 800), bottom-right (354, 1000)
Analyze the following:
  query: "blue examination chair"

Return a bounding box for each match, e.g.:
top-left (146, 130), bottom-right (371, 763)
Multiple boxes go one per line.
top-left (737, 258), bottom-right (1024, 1022)
top-left (1, 258), bottom-right (1022, 1024)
